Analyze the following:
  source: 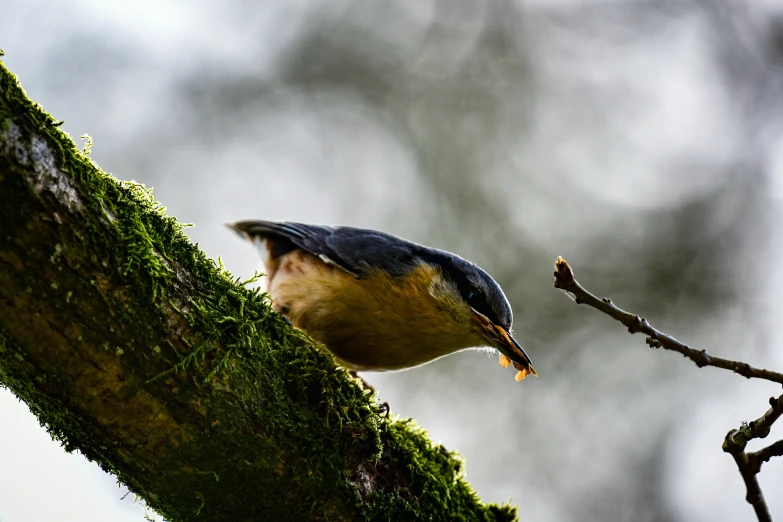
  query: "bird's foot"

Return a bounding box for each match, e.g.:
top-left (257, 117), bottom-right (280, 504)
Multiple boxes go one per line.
top-left (376, 401), bottom-right (390, 416)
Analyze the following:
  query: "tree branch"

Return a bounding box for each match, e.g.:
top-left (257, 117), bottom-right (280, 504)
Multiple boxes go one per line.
top-left (0, 61), bottom-right (516, 521)
top-left (724, 395), bottom-right (783, 454)
top-left (748, 439), bottom-right (783, 474)
top-left (724, 448), bottom-right (773, 522)
top-left (722, 395), bottom-right (783, 522)
top-left (553, 256), bottom-right (783, 522)
top-left (553, 256), bottom-right (783, 385)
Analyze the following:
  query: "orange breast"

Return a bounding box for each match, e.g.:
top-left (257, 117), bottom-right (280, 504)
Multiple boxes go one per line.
top-left (266, 251), bottom-right (485, 371)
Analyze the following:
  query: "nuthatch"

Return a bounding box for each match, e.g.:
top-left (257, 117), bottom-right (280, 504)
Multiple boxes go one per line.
top-left (228, 220), bottom-right (536, 381)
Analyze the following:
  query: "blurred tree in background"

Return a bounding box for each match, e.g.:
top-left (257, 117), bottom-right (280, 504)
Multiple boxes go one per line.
top-left (2, 0), bottom-right (783, 520)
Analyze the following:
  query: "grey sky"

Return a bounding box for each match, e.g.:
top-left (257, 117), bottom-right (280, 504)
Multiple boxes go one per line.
top-left (2, 0), bottom-right (783, 520)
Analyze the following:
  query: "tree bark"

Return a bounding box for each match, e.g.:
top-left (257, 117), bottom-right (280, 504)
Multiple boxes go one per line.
top-left (0, 61), bottom-right (517, 521)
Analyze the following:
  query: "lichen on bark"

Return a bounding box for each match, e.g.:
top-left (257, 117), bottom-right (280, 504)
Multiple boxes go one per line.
top-left (0, 59), bottom-right (518, 521)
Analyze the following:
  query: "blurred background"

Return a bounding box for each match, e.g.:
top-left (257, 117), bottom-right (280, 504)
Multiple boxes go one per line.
top-left (2, 0), bottom-right (783, 520)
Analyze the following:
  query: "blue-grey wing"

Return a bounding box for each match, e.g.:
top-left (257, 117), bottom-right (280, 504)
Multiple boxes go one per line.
top-left (229, 220), bottom-right (421, 277)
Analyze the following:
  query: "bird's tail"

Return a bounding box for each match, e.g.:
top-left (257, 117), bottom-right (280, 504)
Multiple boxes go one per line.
top-left (227, 220), bottom-right (305, 281)
top-left (228, 220), bottom-right (302, 259)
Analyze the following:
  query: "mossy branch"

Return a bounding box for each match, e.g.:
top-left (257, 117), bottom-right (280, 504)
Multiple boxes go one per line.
top-left (0, 60), bottom-right (516, 522)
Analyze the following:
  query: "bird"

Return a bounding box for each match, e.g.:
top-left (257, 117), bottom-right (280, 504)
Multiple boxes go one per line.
top-left (228, 220), bottom-right (536, 381)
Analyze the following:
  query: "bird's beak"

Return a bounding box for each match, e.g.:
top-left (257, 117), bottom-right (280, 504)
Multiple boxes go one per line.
top-left (472, 311), bottom-right (538, 379)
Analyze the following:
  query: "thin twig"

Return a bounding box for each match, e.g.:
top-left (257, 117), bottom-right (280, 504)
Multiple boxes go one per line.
top-left (724, 448), bottom-right (773, 522)
top-left (552, 256), bottom-right (783, 386)
top-left (553, 256), bottom-right (783, 522)
top-left (725, 393), bottom-right (783, 482)
top-left (748, 439), bottom-right (783, 474)
top-left (725, 395), bottom-right (783, 453)
top-left (722, 394), bottom-right (783, 522)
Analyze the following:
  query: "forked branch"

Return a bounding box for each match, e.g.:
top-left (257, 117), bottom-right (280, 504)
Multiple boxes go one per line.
top-left (553, 256), bottom-right (783, 522)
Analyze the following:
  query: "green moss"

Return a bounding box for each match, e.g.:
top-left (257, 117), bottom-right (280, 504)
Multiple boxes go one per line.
top-left (0, 59), bottom-right (519, 521)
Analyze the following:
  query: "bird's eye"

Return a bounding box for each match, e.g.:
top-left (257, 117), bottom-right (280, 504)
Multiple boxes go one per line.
top-left (467, 290), bottom-right (477, 302)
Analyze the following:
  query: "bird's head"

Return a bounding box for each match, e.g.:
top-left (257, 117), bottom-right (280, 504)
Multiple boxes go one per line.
top-left (421, 250), bottom-right (537, 378)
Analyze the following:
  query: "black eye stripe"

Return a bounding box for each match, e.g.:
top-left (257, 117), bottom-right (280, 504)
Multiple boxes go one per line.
top-left (463, 288), bottom-right (493, 320)
top-left (446, 267), bottom-right (495, 322)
